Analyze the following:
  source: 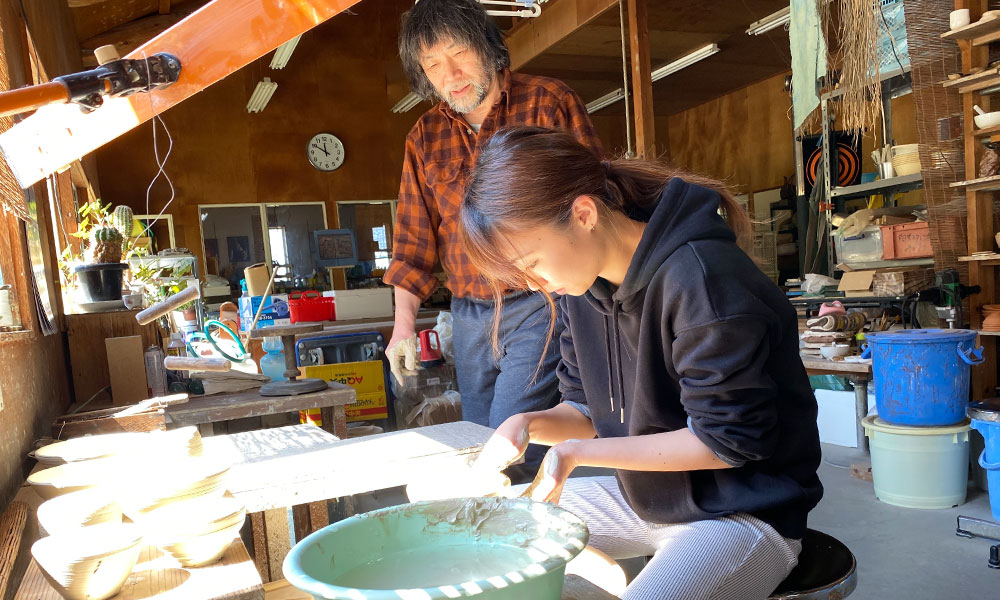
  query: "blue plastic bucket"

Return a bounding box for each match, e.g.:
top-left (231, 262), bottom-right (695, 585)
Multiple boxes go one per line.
top-left (862, 329), bottom-right (983, 426)
top-left (970, 402), bottom-right (1000, 521)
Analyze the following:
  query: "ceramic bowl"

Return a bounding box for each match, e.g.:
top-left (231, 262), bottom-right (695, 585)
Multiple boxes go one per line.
top-left (891, 154), bottom-right (922, 176)
top-left (975, 111), bottom-right (1000, 129)
top-left (31, 523), bottom-right (143, 600)
top-left (139, 495), bottom-right (246, 567)
top-left (28, 457), bottom-right (124, 501)
top-left (820, 344), bottom-right (852, 360)
top-left (37, 488), bottom-right (122, 536)
top-left (32, 432), bottom-right (143, 466)
top-left (891, 143), bottom-right (919, 157)
top-left (120, 455), bottom-right (231, 517)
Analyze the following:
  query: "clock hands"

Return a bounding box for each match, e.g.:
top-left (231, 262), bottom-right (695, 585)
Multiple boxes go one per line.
top-left (311, 143), bottom-right (329, 157)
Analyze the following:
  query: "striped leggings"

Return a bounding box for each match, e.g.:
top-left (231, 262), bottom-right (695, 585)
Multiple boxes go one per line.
top-left (554, 476), bottom-right (802, 600)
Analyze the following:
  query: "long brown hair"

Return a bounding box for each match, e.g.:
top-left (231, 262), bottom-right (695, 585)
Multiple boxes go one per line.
top-left (460, 126), bottom-right (751, 363)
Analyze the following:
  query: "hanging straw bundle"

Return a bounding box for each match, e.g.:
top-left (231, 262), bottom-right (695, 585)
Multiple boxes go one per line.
top-left (835, 0), bottom-right (883, 135)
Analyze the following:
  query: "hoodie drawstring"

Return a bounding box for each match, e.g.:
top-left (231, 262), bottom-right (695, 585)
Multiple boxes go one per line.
top-left (604, 303), bottom-right (626, 424)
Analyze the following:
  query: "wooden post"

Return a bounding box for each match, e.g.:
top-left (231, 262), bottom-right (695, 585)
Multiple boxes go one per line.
top-left (959, 1), bottom-right (998, 399)
top-left (627, 0), bottom-right (655, 159)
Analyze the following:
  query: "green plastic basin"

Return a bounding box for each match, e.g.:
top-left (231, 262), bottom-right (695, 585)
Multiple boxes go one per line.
top-left (282, 497), bottom-right (589, 599)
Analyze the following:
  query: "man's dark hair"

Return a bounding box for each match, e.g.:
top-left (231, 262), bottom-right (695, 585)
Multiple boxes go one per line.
top-left (399, 0), bottom-right (510, 100)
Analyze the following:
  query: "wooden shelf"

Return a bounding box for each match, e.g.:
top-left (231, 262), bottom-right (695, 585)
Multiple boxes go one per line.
top-left (974, 124), bottom-right (1000, 138)
top-left (958, 254), bottom-right (1000, 266)
top-left (830, 173), bottom-right (922, 200)
top-left (834, 258), bottom-right (934, 271)
top-left (941, 15), bottom-right (1000, 45)
top-left (950, 174), bottom-right (1000, 192)
top-left (942, 67), bottom-right (1000, 94)
top-left (974, 329), bottom-right (1000, 336)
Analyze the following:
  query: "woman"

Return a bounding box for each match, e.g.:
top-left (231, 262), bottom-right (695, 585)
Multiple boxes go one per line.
top-left (462, 127), bottom-right (823, 600)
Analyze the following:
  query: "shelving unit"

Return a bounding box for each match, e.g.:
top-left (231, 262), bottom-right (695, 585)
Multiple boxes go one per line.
top-left (943, 2), bottom-right (998, 400)
top-left (819, 67), bottom-right (923, 275)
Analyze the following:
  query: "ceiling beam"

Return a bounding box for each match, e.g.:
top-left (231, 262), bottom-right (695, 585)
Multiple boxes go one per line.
top-left (507, 0), bottom-right (619, 71)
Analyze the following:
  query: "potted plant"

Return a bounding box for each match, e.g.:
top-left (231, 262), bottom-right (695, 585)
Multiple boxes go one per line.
top-left (59, 202), bottom-right (135, 305)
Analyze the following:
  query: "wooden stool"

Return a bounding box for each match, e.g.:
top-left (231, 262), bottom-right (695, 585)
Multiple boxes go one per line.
top-left (768, 529), bottom-right (857, 599)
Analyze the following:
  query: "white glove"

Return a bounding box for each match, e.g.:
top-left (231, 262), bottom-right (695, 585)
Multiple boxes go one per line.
top-left (386, 334), bottom-right (418, 385)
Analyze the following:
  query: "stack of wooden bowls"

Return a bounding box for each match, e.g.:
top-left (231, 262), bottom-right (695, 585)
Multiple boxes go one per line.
top-left (30, 523), bottom-right (143, 600)
top-left (137, 495), bottom-right (247, 567)
top-left (982, 304), bottom-right (1000, 332)
top-left (891, 144), bottom-right (921, 176)
top-left (36, 487), bottom-right (121, 536)
top-left (32, 432), bottom-right (143, 466)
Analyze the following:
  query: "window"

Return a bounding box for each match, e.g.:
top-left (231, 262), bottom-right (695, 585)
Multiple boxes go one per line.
top-left (372, 225), bottom-right (390, 269)
top-left (268, 226), bottom-right (289, 282)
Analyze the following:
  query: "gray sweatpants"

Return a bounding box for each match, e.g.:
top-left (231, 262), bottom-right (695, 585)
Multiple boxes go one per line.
top-left (554, 476), bottom-right (802, 600)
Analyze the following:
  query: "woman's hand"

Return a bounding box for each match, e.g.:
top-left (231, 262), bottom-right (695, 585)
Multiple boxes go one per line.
top-left (472, 414), bottom-right (532, 473)
top-left (522, 441), bottom-right (579, 504)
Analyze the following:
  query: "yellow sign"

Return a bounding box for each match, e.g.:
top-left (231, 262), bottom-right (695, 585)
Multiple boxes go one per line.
top-left (301, 361), bottom-right (388, 422)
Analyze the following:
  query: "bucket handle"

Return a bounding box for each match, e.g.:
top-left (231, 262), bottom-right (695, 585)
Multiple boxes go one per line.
top-left (979, 450), bottom-right (1000, 471)
top-left (958, 342), bottom-right (985, 366)
top-left (860, 343), bottom-right (871, 359)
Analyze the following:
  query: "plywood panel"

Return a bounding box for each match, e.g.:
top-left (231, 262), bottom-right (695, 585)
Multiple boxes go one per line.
top-left (661, 71), bottom-right (794, 194)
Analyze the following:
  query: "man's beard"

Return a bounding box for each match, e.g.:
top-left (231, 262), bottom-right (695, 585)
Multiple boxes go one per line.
top-left (440, 68), bottom-right (492, 114)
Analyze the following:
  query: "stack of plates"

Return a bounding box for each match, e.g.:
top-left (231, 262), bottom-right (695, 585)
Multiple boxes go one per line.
top-left (891, 145), bottom-right (921, 176)
top-left (33, 432), bottom-right (143, 466)
top-left (37, 488), bottom-right (122, 535)
top-left (139, 495), bottom-right (247, 567)
top-left (121, 455), bottom-right (231, 517)
top-left (31, 523), bottom-right (142, 600)
top-left (27, 458), bottom-right (124, 500)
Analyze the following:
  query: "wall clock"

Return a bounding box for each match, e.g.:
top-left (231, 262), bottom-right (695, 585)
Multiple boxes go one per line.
top-left (307, 133), bottom-right (345, 171)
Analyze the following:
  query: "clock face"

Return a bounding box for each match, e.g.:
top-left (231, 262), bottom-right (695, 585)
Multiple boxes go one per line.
top-left (307, 133), bottom-right (345, 171)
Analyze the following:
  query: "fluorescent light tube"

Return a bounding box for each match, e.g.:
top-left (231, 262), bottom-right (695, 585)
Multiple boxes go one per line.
top-left (391, 91), bottom-right (423, 113)
top-left (586, 88), bottom-right (625, 114)
top-left (650, 43), bottom-right (720, 82)
top-left (270, 35), bottom-right (302, 69)
top-left (746, 6), bottom-right (790, 35)
top-left (247, 77), bottom-right (278, 113)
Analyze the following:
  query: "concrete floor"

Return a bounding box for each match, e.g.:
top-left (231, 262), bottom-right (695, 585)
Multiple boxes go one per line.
top-left (813, 443), bottom-right (998, 598)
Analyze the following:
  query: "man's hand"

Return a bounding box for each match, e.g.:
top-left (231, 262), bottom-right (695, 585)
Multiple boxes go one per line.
top-left (386, 332), bottom-right (418, 385)
top-left (521, 442), bottom-right (579, 505)
top-left (473, 414), bottom-right (532, 473)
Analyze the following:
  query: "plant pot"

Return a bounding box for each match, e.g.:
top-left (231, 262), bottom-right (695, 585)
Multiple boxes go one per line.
top-left (73, 264), bottom-right (128, 303)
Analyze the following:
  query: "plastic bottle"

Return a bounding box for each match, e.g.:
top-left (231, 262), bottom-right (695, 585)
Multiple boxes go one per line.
top-left (260, 336), bottom-right (286, 382)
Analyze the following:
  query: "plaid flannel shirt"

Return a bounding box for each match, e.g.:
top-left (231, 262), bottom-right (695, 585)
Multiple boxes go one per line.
top-left (383, 69), bottom-right (604, 300)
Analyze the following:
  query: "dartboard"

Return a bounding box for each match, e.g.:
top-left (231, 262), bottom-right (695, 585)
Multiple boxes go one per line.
top-left (806, 141), bottom-right (861, 188)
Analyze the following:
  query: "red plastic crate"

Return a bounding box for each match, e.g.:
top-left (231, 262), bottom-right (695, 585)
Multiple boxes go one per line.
top-left (880, 221), bottom-right (932, 260)
top-left (288, 290), bottom-right (335, 323)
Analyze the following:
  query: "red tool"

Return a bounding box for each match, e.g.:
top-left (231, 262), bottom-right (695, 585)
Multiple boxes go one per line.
top-left (418, 329), bottom-right (444, 368)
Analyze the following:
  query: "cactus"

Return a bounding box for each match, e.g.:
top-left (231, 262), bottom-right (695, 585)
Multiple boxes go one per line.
top-left (91, 226), bottom-right (124, 264)
top-left (112, 205), bottom-right (134, 240)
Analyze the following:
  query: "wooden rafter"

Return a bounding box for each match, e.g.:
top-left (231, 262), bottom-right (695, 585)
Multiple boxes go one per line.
top-left (506, 0), bottom-right (619, 71)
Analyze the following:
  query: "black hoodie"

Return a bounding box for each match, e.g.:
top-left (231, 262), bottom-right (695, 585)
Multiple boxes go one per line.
top-left (556, 177), bottom-right (823, 540)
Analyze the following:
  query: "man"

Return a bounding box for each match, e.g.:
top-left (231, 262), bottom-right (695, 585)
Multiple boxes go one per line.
top-left (384, 0), bottom-right (603, 481)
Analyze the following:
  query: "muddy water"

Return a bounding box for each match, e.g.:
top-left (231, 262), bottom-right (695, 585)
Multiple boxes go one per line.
top-left (331, 543), bottom-right (535, 589)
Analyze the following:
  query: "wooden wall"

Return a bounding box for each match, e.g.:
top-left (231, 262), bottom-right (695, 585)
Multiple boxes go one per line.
top-left (94, 0), bottom-right (419, 278)
top-left (0, 0), bottom-right (73, 510)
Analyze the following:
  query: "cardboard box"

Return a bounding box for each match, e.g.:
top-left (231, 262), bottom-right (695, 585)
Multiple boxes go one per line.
top-left (301, 361), bottom-right (389, 422)
top-left (872, 268), bottom-right (936, 297)
top-left (238, 293), bottom-right (290, 330)
top-left (838, 271), bottom-right (875, 297)
top-left (326, 288), bottom-right (393, 320)
top-left (105, 336), bottom-right (148, 406)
